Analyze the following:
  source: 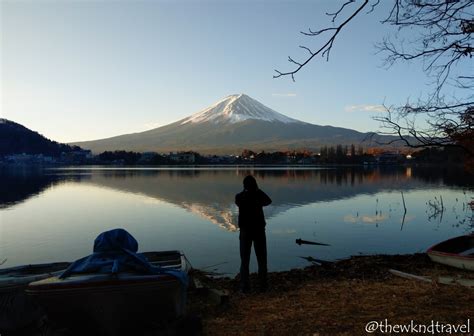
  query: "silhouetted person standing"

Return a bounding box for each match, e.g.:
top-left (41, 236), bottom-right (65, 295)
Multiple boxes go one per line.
top-left (235, 175), bottom-right (272, 292)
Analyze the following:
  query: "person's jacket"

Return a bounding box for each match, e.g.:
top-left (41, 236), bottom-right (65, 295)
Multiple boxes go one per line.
top-left (235, 189), bottom-right (272, 230)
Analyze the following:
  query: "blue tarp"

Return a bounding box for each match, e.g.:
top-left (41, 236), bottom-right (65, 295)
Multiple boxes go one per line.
top-left (60, 228), bottom-right (188, 286)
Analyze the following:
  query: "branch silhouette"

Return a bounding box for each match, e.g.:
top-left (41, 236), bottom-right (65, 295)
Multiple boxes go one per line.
top-left (274, 0), bottom-right (369, 82)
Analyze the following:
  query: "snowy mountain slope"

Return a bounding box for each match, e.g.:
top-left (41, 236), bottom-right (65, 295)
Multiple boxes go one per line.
top-left (180, 94), bottom-right (303, 125)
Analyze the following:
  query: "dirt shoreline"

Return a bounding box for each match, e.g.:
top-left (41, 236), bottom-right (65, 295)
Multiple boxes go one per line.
top-left (191, 254), bottom-right (474, 336)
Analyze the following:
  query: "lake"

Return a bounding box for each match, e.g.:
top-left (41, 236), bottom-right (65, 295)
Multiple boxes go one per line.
top-left (1, 166), bottom-right (473, 275)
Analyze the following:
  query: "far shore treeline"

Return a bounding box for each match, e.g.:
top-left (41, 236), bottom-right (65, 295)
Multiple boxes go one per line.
top-left (88, 147), bottom-right (467, 166)
top-left (1, 146), bottom-right (467, 166)
top-left (0, 117), bottom-right (468, 167)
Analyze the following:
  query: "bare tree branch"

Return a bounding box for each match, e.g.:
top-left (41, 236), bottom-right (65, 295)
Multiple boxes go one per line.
top-left (367, 0), bottom-right (380, 14)
top-left (326, 0), bottom-right (355, 22)
top-left (378, 0), bottom-right (473, 98)
top-left (274, 0), bottom-right (369, 81)
top-left (372, 102), bottom-right (473, 157)
top-left (275, 0), bottom-right (473, 167)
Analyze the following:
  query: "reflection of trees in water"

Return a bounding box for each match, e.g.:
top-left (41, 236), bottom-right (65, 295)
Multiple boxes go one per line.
top-left (0, 167), bottom-right (89, 209)
top-left (411, 166), bottom-right (474, 188)
top-left (453, 212), bottom-right (474, 233)
top-left (424, 192), bottom-right (474, 232)
top-left (33, 166), bottom-right (472, 188)
top-left (76, 167), bottom-right (474, 232)
top-left (245, 166), bottom-right (431, 187)
top-left (1, 167), bottom-right (473, 232)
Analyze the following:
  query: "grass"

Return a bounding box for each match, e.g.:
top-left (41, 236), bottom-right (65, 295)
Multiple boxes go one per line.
top-left (191, 254), bottom-right (474, 335)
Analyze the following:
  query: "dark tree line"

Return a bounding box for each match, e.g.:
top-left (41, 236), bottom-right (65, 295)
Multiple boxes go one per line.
top-left (64, 147), bottom-right (464, 166)
top-left (241, 145), bottom-right (374, 164)
top-left (0, 119), bottom-right (81, 157)
top-left (98, 151), bottom-right (143, 165)
top-left (97, 151), bottom-right (206, 165)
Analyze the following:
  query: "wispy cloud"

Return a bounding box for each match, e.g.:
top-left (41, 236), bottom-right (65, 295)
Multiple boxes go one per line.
top-left (272, 93), bottom-right (297, 97)
top-left (345, 104), bottom-right (386, 113)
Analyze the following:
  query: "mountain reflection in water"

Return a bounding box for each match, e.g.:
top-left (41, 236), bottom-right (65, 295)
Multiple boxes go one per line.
top-left (1, 166), bottom-right (473, 273)
top-left (2, 166), bottom-right (472, 230)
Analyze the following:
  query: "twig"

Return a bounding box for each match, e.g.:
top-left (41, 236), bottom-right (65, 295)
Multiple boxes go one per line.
top-left (401, 191), bottom-right (407, 214)
top-left (274, 0), bottom-right (369, 81)
top-left (400, 191), bottom-right (407, 230)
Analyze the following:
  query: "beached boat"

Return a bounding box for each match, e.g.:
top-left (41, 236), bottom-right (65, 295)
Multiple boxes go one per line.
top-left (0, 261), bottom-right (70, 331)
top-left (427, 234), bottom-right (474, 271)
top-left (27, 250), bottom-right (189, 335)
top-left (27, 230), bottom-right (190, 336)
top-left (0, 251), bottom-right (185, 333)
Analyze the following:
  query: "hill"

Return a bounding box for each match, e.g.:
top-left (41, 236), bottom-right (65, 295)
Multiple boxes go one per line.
top-left (0, 118), bottom-right (80, 156)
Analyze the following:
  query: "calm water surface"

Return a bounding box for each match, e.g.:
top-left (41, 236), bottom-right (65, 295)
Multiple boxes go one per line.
top-left (1, 166), bottom-right (473, 275)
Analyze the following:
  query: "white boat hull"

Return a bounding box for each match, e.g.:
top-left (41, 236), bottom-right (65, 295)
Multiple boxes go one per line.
top-left (427, 252), bottom-right (474, 271)
top-left (427, 234), bottom-right (474, 271)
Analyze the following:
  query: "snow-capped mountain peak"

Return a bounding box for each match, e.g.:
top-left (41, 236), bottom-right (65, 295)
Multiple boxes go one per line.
top-left (180, 94), bottom-right (303, 125)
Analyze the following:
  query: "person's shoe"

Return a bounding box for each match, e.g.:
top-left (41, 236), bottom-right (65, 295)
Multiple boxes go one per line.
top-left (258, 282), bottom-right (268, 293)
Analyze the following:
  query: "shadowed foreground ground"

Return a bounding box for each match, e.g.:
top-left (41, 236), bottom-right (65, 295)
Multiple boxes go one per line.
top-left (192, 254), bottom-right (474, 336)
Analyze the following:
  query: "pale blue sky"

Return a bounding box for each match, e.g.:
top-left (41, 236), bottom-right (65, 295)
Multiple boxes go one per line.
top-left (1, 0), bottom-right (466, 143)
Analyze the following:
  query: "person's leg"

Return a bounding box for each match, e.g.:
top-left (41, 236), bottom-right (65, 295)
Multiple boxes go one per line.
top-left (253, 228), bottom-right (268, 290)
top-left (239, 230), bottom-right (252, 291)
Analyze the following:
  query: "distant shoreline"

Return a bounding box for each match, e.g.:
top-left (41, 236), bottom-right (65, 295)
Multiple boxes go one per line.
top-left (0, 162), bottom-right (466, 170)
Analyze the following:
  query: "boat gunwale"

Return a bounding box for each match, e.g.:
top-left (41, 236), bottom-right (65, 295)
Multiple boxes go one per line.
top-left (26, 276), bottom-right (181, 294)
top-left (0, 262), bottom-right (70, 275)
top-left (26, 250), bottom-right (188, 292)
top-left (427, 234), bottom-right (474, 261)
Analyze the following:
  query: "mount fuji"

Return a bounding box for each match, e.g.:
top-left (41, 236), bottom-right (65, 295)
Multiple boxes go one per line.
top-left (72, 94), bottom-right (380, 154)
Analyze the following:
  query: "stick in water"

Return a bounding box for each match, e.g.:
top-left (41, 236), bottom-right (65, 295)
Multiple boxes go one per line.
top-left (296, 238), bottom-right (330, 246)
top-left (400, 191), bottom-right (407, 231)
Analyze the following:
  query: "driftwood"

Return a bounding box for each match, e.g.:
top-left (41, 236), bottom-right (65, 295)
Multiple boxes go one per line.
top-left (389, 269), bottom-right (474, 288)
top-left (389, 269), bottom-right (431, 283)
top-left (299, 256), bottom-right (333, 266)
top-left (192, 277), bottom-right (205, 290)
top-left (207, 288), bottom-right (230, 305)
top-left (296, 238), bottom-right (330, 246)
top-left (191, 276), bottom-right (229, 305)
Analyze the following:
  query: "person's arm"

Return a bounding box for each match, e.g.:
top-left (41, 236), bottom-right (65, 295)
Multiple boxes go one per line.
top-left (258, 190), bottom-right (272, 206)
top-left (235, 192), bottom-right (241, 207)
